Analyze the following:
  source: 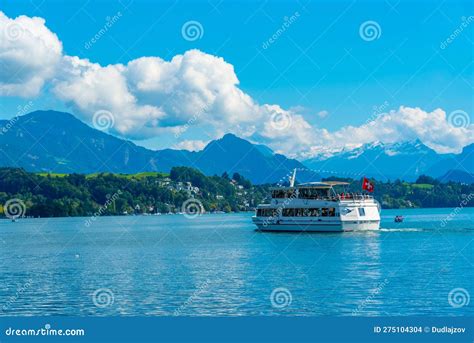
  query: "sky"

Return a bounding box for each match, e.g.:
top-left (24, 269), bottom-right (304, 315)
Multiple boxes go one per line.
top-left (0, 0), bottom-right (473, 159)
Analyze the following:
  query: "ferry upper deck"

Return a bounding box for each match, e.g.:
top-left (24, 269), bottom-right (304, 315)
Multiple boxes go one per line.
top-left (269, 181), bottom-right (374, 202)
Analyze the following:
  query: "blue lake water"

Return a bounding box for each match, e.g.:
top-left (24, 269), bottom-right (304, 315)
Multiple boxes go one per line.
top-left (0, 208), bottom-right (472, 316)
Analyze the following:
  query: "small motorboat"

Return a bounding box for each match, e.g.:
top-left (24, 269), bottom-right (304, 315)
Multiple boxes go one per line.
top-left (394, 215), bottom-right (404, 223)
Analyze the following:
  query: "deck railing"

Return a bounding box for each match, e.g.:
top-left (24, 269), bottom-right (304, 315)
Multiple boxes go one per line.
top-left (270, 193), bottom-right (374, 202)
top-left (336, 193), bottom-right (373, 201)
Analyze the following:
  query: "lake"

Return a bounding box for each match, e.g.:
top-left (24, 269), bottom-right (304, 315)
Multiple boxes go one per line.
top-left (0, 208), bottom-right (472, 316)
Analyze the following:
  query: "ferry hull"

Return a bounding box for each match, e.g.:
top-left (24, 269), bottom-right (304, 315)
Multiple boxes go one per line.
top-left (255, 223), bottom-right (344, 232)
top-left (253, 220), bottom-right (380, 232)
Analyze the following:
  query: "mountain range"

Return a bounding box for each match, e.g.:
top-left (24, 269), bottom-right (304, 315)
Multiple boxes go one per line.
top-left (303, 140), bottom-right (474, 183)
top-left (0, 110), bottom-right (307, 184)
top-left (0, 110), bottom-right (472, 183)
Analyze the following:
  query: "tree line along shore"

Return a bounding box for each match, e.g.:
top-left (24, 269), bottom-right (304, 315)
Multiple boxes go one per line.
top-left (0, 167), bottom-right (472, 218)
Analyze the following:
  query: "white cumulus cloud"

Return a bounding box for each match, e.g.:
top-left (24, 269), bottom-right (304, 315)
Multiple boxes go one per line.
top-left (1, 11), bottom-right (473, 158)
top-left (0, 11), bottom-right (62, 97)
top-left (173, 139), bottom-right (208, 151)
top-left (53, 55), bottom-right (164, 137)
top-left (300, 107), bottom-right (474, 157)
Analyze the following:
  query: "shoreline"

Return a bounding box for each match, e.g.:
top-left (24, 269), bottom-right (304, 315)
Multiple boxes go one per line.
top-left (1, 207), bottom-right (473, 221)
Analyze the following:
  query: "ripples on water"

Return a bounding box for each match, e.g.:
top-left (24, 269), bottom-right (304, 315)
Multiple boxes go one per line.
top-left (0, 208), bottom-right (472, 316)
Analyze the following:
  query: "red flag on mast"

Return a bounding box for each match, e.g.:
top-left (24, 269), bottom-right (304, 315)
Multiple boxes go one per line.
top-left (362, 177), bottom-right (374, 192)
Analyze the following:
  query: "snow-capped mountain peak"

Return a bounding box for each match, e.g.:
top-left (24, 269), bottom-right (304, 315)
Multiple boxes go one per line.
top-left (302, 139), bottom-right (457, 181)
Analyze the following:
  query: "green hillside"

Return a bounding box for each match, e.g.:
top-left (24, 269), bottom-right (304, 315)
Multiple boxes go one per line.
top-left (0, 168), bottom-right (472, 218)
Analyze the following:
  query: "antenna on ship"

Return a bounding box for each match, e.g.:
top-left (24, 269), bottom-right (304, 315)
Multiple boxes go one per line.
top-left (289, 168), bottom-right (297, 187)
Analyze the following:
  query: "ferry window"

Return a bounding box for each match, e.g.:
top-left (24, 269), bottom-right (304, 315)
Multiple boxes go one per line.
top-left (272, 190), bottom-right (295, 198)
top-left (299, 188), bottom-right (307, 198)
top-left (299, 188), bottom-right (311, 199)
top-left (309, 208), bottom-right (321, 216)
top-left (321, 208), bottom-right (328, 217)
top-left (283, 208), bottom-right (296, 216)
top-left (328, 208), bottom-right (336, 217)
top-left (257, 209), bottom-right (262, 216)
top-left (302, 208), bottom-right (311, 216)
top-left (298, 188), bottom-right (315, 199)
top-left (273, 189), bottom-right (295, 198)
top-left (262, 209), bottom-right (276, 217)
top-left (300, 188), bottom-right (326, 199)
top-left (358, 208), bottom-right (366, 216)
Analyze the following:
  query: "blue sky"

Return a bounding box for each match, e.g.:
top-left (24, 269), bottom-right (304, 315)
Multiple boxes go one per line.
top-left (0, 0), bottom-right (472, 157)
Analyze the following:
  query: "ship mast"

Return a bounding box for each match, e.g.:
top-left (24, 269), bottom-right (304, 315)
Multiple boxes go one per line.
top-left (289, 168), bottom-right (297, 187)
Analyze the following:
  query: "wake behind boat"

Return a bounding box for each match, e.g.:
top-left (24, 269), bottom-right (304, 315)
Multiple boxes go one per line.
top-left (252, 170), bottom-right (381, 232)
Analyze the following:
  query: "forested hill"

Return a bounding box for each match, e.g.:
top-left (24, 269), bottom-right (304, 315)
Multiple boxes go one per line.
top-left (0, 167), bottom-right (267, 218)
top-left (323, 175), bottom-right (474, 209)
top-left (0, 168), bottom-right (472, 218)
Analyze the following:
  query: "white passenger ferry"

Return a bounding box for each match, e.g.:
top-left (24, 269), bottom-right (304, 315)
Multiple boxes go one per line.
top-left (252, 170), bottom-right (381, 232)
